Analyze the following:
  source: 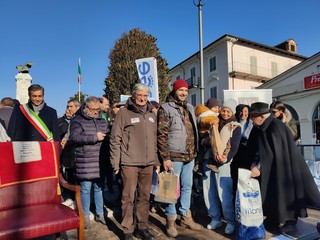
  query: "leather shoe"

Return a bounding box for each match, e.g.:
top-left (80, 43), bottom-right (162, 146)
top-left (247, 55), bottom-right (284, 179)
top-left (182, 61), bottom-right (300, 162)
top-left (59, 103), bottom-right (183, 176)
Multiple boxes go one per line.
top-left (94, 214), bottom-right (106, 225)
top-left (279, 220), bottom-right (297, 234)
top-left (134, 229), bottom-right (155, 240)
top-left (124, 233), bottom-right (133, 240)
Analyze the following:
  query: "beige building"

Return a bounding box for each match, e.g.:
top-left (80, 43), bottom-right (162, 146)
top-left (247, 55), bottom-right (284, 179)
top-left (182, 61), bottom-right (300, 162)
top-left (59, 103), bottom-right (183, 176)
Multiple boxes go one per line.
top-left (257, 52), bottom-right (320, 145)
top-left (169, 34), bottom-right (306, 106)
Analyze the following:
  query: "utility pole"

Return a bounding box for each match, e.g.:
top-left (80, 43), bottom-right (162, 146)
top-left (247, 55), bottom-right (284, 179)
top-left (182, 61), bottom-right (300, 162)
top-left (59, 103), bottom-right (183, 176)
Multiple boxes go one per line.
top-left (194, 0), bottom-right (204, 104)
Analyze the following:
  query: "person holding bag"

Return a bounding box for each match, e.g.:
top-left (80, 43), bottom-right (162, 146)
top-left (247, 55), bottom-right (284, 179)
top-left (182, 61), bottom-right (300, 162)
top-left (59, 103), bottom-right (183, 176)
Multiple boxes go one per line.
top-left (246, 102), bottom-right (320, 234)
top-left (204, 99), bottom-right (241, 235)
top-left (235, 168), bottom-right (266, 239)
top-left (157, 79), bottom-right (202, 238)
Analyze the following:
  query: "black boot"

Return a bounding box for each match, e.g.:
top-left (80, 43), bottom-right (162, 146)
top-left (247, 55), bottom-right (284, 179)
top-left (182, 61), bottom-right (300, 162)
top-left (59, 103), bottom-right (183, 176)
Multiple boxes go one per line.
top-left (134, 229), bottom-right (155, 240)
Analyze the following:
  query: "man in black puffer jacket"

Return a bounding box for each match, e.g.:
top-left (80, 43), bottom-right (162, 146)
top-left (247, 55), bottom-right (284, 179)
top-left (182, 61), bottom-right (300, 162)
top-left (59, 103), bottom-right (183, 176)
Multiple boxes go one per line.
top-left (69, 96), bottom-right (109, 229)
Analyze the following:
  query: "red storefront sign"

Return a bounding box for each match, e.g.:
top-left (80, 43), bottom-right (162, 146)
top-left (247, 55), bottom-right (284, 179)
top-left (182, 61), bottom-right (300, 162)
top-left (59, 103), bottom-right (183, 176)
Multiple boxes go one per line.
top-left (304, 73), bottom-right (320, 89)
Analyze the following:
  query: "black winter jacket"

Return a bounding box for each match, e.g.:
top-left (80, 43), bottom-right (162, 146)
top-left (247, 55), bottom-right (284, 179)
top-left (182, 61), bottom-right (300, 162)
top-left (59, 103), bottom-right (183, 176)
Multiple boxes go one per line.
top-left (69, 106), bottom-right (109, 180)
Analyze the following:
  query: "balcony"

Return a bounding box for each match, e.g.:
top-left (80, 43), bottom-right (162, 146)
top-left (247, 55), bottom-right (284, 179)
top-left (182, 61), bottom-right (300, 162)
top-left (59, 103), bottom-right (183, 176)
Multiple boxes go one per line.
top-left (229, 61), bottom-right (274, 83)
top-left (186, 77), bottom-right (199, 89)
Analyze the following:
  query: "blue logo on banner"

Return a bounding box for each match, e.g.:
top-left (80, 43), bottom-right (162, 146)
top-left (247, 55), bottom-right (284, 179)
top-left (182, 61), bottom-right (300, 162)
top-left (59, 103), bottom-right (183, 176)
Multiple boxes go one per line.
top-left (138, 61), bottom-right (154, 98)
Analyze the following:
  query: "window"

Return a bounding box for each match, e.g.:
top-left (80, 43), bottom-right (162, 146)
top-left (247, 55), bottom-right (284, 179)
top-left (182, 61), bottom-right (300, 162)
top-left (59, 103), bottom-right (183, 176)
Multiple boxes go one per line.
top-left (191, 67), bottom-right (196, 78)
top-left (250, 56), bottom-right (257, 75)
top-left (191, 94), bottom-right (197, 106)
top-left (210, 87), bottom-right (217, 98)
top-left (209, 56), bottom-right (217, 72)
top-left (313, 103), bottom-right (320, 142)
top-left (271, 61), bottom-right (278, 77)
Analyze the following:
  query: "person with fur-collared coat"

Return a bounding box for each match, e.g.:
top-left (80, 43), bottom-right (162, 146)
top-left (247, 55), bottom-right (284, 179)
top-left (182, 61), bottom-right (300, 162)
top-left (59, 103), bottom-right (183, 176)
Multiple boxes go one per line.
top-left (270, 100), bottom-right (298, 141)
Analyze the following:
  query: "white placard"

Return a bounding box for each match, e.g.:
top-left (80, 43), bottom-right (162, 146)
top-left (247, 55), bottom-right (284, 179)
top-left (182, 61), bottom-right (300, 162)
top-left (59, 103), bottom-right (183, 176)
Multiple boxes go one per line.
top-left (13, 141), bottom-right (42, 164)
top-left (224, 89), bottom-right (273, 106)
top-left (135, 57), bottom-right (159, 102)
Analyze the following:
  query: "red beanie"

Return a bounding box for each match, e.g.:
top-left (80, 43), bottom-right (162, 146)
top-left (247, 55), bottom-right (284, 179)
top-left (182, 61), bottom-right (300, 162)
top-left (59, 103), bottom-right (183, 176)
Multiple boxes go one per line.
top-left (172, 79), bottom-right (188, 92)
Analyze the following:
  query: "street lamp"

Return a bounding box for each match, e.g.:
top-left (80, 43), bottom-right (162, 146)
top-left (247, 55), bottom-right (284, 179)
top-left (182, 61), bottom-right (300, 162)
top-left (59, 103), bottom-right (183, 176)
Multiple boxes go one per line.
top-left (194, 0), bottom-right (204, 104)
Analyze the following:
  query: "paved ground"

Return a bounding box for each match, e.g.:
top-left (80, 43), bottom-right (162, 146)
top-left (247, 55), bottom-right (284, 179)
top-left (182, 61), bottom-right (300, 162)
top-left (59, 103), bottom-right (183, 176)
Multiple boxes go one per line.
top-left (63, 182), bottom-right (320, 240)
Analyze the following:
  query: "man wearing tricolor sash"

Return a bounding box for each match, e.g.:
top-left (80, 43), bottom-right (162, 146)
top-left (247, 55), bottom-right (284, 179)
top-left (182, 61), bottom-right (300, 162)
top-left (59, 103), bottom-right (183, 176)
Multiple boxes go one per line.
top-left (7, 84), bottom-right (59, 142)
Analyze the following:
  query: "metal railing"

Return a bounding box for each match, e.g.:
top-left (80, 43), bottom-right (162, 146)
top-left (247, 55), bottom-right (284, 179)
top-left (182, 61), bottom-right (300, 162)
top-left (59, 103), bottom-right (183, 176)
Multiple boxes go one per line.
top-left (186, 77), bottom-right (199, 88)
top-left (298, 144), bottom-right (320, 194)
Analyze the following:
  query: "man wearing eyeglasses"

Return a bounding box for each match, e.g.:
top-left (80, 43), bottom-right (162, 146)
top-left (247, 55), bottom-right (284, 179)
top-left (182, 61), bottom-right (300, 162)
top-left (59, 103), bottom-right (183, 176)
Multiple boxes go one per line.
top-left (69, 96), bottom-right (109, 229)
top-left (110, 83), bottom-right (159, 240)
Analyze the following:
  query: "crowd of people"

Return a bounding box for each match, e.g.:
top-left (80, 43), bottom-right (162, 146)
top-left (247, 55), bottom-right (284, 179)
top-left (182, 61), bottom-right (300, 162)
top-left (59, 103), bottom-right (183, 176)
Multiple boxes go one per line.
top-left (0, 80), bottom-right (320, 240)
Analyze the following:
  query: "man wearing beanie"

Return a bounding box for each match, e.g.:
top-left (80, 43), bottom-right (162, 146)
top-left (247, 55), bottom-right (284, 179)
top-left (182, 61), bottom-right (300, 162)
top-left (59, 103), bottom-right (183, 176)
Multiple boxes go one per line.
top-left (157, 79), bottom-right (202, 237)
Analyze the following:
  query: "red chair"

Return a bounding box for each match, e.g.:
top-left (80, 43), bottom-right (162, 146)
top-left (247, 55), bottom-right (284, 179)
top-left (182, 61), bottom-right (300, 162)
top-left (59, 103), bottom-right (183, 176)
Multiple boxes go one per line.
top-left (0, 141), bottom-right (84, 240)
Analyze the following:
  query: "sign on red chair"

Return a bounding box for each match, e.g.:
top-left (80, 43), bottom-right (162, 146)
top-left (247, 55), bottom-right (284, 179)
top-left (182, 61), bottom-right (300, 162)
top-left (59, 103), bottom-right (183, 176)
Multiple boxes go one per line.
top-left (0, 141), bottom-right (84, 240)
top-left (0, 141), bottom-right (59, 188)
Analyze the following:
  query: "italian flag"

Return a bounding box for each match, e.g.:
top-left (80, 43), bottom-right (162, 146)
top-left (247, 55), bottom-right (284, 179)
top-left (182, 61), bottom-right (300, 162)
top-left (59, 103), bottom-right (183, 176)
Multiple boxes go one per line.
top-left (78, 58), bottom-right (82, 84)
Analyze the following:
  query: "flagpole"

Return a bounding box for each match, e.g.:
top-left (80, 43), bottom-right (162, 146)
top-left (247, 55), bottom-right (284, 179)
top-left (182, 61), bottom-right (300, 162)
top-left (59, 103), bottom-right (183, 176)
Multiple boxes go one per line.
top-left (78, 81), bottom-right (81, 102)
top-left (78, 58), bottom-right (82, 102)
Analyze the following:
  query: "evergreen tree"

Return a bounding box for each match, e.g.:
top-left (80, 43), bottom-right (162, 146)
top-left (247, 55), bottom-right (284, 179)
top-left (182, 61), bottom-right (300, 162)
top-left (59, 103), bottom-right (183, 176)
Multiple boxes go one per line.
top-left (104, 28), bottom-right (171, 105)
top-left (69, 91), bottom-right (88, 105)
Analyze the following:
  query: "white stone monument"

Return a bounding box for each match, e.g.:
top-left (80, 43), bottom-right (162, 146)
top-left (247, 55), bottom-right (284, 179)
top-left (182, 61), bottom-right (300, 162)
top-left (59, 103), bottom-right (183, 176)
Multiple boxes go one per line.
top-left (15, 62), bottom-right (33, 104)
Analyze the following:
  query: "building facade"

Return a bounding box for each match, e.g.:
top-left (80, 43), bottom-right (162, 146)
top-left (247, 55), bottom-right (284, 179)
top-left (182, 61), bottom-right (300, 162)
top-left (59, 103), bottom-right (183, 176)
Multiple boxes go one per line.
top-left (169, 34), bottom-right (306, 107)
top-left (257, 52), bottom-right (320, 145)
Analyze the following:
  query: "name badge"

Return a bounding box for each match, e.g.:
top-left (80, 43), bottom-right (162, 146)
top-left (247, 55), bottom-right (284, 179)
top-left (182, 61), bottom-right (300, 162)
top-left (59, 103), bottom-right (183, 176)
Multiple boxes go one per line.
top-left (131, 117), bottom-right (140, 124)
top-left (149, 117), bottom-right (155, 123)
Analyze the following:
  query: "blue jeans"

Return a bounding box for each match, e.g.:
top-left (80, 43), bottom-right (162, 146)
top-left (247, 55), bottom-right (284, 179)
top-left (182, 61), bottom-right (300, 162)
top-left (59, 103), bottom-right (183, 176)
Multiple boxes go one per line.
top-left (202, 160), bottom-right (235, 224)
top-left (80, 179), bottom-right (104, 217)
top-left (165, 160), bottom-right (194, 217)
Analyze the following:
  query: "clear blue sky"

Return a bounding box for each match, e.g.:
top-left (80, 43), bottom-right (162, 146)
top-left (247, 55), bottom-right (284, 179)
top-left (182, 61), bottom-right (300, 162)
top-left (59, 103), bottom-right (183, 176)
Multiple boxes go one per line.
top-left (0, 0), bottom-right (319, 116)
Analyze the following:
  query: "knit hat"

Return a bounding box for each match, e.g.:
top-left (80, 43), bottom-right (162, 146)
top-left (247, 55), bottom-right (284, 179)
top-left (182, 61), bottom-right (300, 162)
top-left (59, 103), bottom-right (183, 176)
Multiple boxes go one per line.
top-left (206, 98), bottom-right (220, 109)
top-left (222, 99), bottom-right (237, 114)
top-left (172, 79), bottom-right (188, 92)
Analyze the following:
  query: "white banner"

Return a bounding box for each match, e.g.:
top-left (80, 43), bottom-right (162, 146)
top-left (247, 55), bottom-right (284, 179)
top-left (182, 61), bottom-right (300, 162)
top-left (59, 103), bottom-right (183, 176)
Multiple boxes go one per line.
top-left (135, 57), bottom-right (159, 102)
top-left (224, 89), bottom-right (273, 106)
